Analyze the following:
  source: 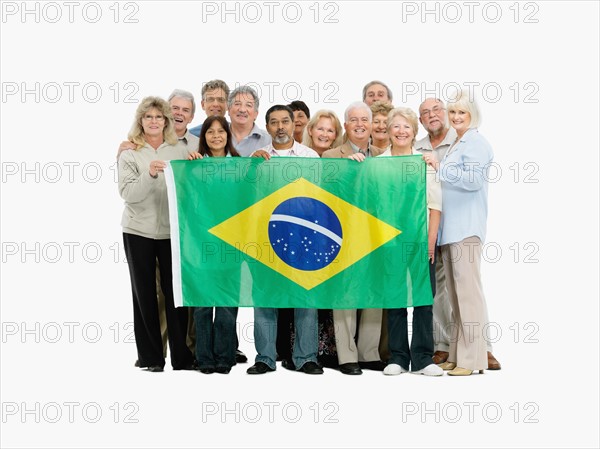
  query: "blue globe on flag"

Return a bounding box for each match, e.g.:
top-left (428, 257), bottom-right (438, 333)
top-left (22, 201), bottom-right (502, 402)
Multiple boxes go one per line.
top-left (268, 197), bottom-right (342, 271)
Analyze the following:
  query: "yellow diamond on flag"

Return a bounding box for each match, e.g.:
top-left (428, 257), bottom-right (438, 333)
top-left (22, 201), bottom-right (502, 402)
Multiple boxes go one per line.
top-left (209, 178), bottom-right (401, 290)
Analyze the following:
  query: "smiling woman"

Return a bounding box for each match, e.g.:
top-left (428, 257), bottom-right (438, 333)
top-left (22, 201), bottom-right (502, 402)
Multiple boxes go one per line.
top-left (193, 114), bottom-right (240, 374)
top-left (287, 100), bottom-right (311, 143)
top-left (302, 110), bottom-right (343, 157)
top-left (376, 107), bottom-right (443, 377)
top-left (118, 96), bottom-right (196, 373)
top-left (425, 90), bottom-right (492, 377)
top-left (198, 115), bottom-right (240, 158)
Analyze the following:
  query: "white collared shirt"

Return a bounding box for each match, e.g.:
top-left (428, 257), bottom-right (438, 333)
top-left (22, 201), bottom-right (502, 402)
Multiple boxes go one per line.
top-left (257, 140), bottom-right (319, 158)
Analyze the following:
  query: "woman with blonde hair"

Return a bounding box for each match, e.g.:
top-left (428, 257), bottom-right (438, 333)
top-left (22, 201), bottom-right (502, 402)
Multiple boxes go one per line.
top-left (377, 107), bottom-right (442, 376)
top-left (119, 96), bottom-right (198, 372)
top-left (370, 100), bottom-right (394, 152)
top-left (300, 109), bottom-right (343, 368)
top-left (423, 91), bottom-right (492, 376)
top-left (302, 110), bottom-right (343, 156)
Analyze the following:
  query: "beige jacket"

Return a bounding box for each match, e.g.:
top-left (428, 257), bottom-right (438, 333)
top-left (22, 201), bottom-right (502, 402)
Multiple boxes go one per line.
top-left (322, 140), bottom-right (385, 158)
top-left (118, 141), bottom-right (190, 239)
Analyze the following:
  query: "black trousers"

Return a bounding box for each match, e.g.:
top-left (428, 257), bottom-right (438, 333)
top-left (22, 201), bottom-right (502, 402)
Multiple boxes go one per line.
top-left (123, 233), bottom-right (194, 369)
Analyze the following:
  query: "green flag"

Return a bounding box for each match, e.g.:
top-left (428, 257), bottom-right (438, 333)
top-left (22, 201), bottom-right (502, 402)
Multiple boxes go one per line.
top-left (165, 156), bottom-right (431, 309)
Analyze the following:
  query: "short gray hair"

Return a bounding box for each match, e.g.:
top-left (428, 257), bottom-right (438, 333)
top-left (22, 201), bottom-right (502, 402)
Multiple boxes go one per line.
top-left (201, 79), bottom-right (230, 101)
top-left (168, 89), bottom-right (196, 115)
top-left (344, 101), bottom-right (372, 122)
top-left (362, 80), bottom-right (393, 102)
top-left (228, 85), bottom-right (260, 112)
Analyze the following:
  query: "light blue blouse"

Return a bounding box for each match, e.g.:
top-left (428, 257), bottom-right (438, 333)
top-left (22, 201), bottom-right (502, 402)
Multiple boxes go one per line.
top-left (438, 128), bottom-right (493, 245)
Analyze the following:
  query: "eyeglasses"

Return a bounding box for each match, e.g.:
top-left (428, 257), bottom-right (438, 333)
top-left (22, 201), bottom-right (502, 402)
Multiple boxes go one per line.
top-left (420, 106), bottom-right (445, 118)
top-left (204, 96), bottom-right (227, 104)
top-left (143, 114), bottom-right (165, 122)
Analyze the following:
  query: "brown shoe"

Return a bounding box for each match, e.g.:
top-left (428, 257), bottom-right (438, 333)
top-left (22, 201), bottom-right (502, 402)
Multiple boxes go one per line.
top-left (432, 351), bottom-right (449, 365)
top-left (487, 352), bottom-right (501, 370)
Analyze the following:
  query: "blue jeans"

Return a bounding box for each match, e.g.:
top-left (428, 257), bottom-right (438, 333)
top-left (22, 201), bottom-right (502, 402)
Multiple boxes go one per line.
top-left (194, 307), bottom-right (238, 369)
top-left (254, 308), bottom-right (318, 370)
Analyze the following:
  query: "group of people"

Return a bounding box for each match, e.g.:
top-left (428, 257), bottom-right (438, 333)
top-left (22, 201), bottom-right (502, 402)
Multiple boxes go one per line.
top-left (117, 79), bottom-right (501, 378)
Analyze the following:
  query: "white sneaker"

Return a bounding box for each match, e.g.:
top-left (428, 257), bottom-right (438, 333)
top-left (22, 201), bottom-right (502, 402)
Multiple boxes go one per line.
top-left (411, 363), bottom-right (444, 376)
top-left (383, 363), bottom-right (408, 376)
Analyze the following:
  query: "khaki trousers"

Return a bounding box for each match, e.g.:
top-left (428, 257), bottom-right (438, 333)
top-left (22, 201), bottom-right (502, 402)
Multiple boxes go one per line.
top-left (333, 309), bottom-right (382, 365)
top-left (441, 237), bottom-right (488, 371)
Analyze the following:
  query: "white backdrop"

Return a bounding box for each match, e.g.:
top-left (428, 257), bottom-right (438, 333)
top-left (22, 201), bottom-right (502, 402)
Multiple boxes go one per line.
top-left (1, 1), bottom-right (598, 447)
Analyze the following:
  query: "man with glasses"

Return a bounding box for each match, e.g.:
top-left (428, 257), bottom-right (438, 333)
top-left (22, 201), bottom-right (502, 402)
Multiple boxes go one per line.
top-left (192, 82), bottom-right (271, 157)
top-left (415, 97), bottom-right (501, 370)
top-left (191, 83), bottom-right (269, 362)
top-left (189, 79), bottom-right (231, 137)
top-left (322, 102), bottom-right (386, 375)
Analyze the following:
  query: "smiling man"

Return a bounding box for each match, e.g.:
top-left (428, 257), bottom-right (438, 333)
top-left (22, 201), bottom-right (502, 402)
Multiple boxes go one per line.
top-left (321, 101), bottom-right (386, 375)
top-left (189, 79), bottom-right (231, 137)
top-left (167, 89), bottom-right (199, 151)
top-left (247, 105), bottom-right (322, 375)
top-left (322, 101), bottom-right (382, 159)
top-left (362, 80), bottom-right (393, 106)
top-left (220, 85), bottom-right (270, 157)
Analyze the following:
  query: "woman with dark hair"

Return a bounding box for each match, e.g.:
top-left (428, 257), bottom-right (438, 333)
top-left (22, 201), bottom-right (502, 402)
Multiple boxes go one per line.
top-left (198, 115), bottom-right (240, 158)
top-left (194, 115), bottom-right (240, 374)
top-left (287, 100), bottom-right (310, 143)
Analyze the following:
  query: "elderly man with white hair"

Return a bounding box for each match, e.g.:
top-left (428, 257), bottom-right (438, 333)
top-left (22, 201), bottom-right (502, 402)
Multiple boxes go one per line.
top-left (322, 101), bottom-right (386, 375)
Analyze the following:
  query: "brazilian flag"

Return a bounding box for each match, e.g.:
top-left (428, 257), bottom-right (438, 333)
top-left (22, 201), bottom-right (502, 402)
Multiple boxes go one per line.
top-left (165, 156), bottom-right (431, 309)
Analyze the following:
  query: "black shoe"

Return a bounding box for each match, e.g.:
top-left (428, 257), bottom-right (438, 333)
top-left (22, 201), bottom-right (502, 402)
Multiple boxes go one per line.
top-left (146, 365), bottom-right (164, 373)
top-left (299, 361), bottom-right (324, 375)
top-left (134, 359), bottom-right (140, 367)
top-left (246, 362), bottom-right (275, 374)
top-left (200, 367), bottom-right (215, 374)
top-left (339, 362), bottom-right (362, 375)
top-left (215, 366), bottom-right (231, 374)
top-left (359, 360), bottom-right (387, 371)
top-left (235, 349), bottom-right (248, 364)
top-left (173, 360), bottom-right (199, 371)
top-left (281, 359), bottom-right (296, 371)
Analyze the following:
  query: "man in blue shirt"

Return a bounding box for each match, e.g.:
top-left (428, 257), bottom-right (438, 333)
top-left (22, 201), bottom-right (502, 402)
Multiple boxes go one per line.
top-left (226, 85), bottom-right (271, 156)
top-left (189, 79), bottom-right (230, 137)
